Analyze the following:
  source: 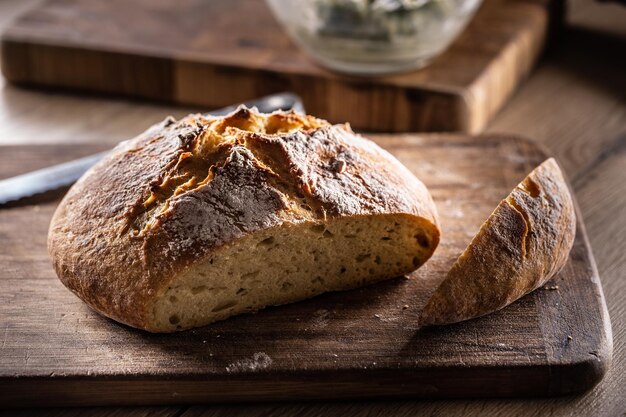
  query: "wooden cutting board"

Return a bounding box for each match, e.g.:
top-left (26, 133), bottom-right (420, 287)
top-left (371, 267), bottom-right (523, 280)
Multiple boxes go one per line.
top-left (0, 0), bottom-right (562, 133)
top-left (0, 134), bottom-right (611, 407)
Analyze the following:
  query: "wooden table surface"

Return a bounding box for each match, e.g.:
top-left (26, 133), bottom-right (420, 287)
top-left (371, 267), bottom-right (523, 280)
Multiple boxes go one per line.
top-left (0, 0), bottom-right (624, 416)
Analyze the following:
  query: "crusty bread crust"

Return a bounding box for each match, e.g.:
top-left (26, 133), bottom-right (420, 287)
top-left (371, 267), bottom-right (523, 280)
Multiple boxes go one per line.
top-left (419, 158), bottom-right (576, 326)
top-left (48, 108), bottom-right (440, 331)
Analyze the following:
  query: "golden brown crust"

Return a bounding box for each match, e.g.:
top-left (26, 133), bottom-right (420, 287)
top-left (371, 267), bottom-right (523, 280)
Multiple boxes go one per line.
top-left (419, 158), bottom-right (576, 326)
top-left (48, 107), bottom-right (440, 330)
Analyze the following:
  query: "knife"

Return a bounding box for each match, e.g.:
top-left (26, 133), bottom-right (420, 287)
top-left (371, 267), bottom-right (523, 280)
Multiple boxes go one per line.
top-left (0, 92), bottom-right (305, 206)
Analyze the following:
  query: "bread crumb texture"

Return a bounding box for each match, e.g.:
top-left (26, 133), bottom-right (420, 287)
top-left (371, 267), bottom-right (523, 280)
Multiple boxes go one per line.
top-left (48, 107), bottom-right (439, 332)
top-left (419, 158), bottom-right (576, 326)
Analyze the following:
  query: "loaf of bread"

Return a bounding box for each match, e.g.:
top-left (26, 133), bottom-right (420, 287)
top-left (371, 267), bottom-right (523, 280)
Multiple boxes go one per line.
top-left (48, 107), bottom-right (440, 332)
top-left (419, 158), bottom-right (575, 326)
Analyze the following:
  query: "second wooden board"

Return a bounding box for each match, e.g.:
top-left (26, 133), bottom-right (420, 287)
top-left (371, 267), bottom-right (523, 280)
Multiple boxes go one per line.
top-left (1, 0), bottom-right (562, 133)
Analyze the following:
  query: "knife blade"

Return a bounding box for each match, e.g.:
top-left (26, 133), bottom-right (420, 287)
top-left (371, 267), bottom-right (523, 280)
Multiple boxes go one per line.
top-left (0, 92), bottom-right (305, 206)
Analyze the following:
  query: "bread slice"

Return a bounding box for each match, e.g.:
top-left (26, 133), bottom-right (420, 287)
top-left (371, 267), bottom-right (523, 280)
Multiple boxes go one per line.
top-left (419, 158), bottom-right (575, 326)
top-left (48, 107), bottom-right (440, 332)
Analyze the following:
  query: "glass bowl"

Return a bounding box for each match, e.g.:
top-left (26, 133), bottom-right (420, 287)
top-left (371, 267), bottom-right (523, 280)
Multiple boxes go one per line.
top-left (266, 0), bottom-right (483, 75)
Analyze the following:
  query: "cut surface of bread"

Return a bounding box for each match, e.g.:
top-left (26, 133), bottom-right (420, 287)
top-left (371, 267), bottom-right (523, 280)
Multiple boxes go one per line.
top-left (419, 158), bottom-right (576, 326)
top-left (155, 214), bottom-right (436, 331)
top-left (48, 107), bottom-right (440, 332)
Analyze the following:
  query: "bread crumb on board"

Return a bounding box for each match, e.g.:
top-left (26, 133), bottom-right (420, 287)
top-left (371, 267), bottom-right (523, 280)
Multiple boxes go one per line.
top-left (311, 309), bottom-right (330, 329)
top-left (544, 285), bottom-right (560, 290)
top-left (374, 313), bottom-right (399, 322)
top-left (226, 352), bottom-right (272, 373)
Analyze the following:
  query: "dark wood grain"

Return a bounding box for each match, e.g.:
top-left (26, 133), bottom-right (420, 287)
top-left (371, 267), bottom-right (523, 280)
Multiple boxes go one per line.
top-left (0, 134), bottom-right (611, 407)
top-left (0, 0), bottom-right (562, 133)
